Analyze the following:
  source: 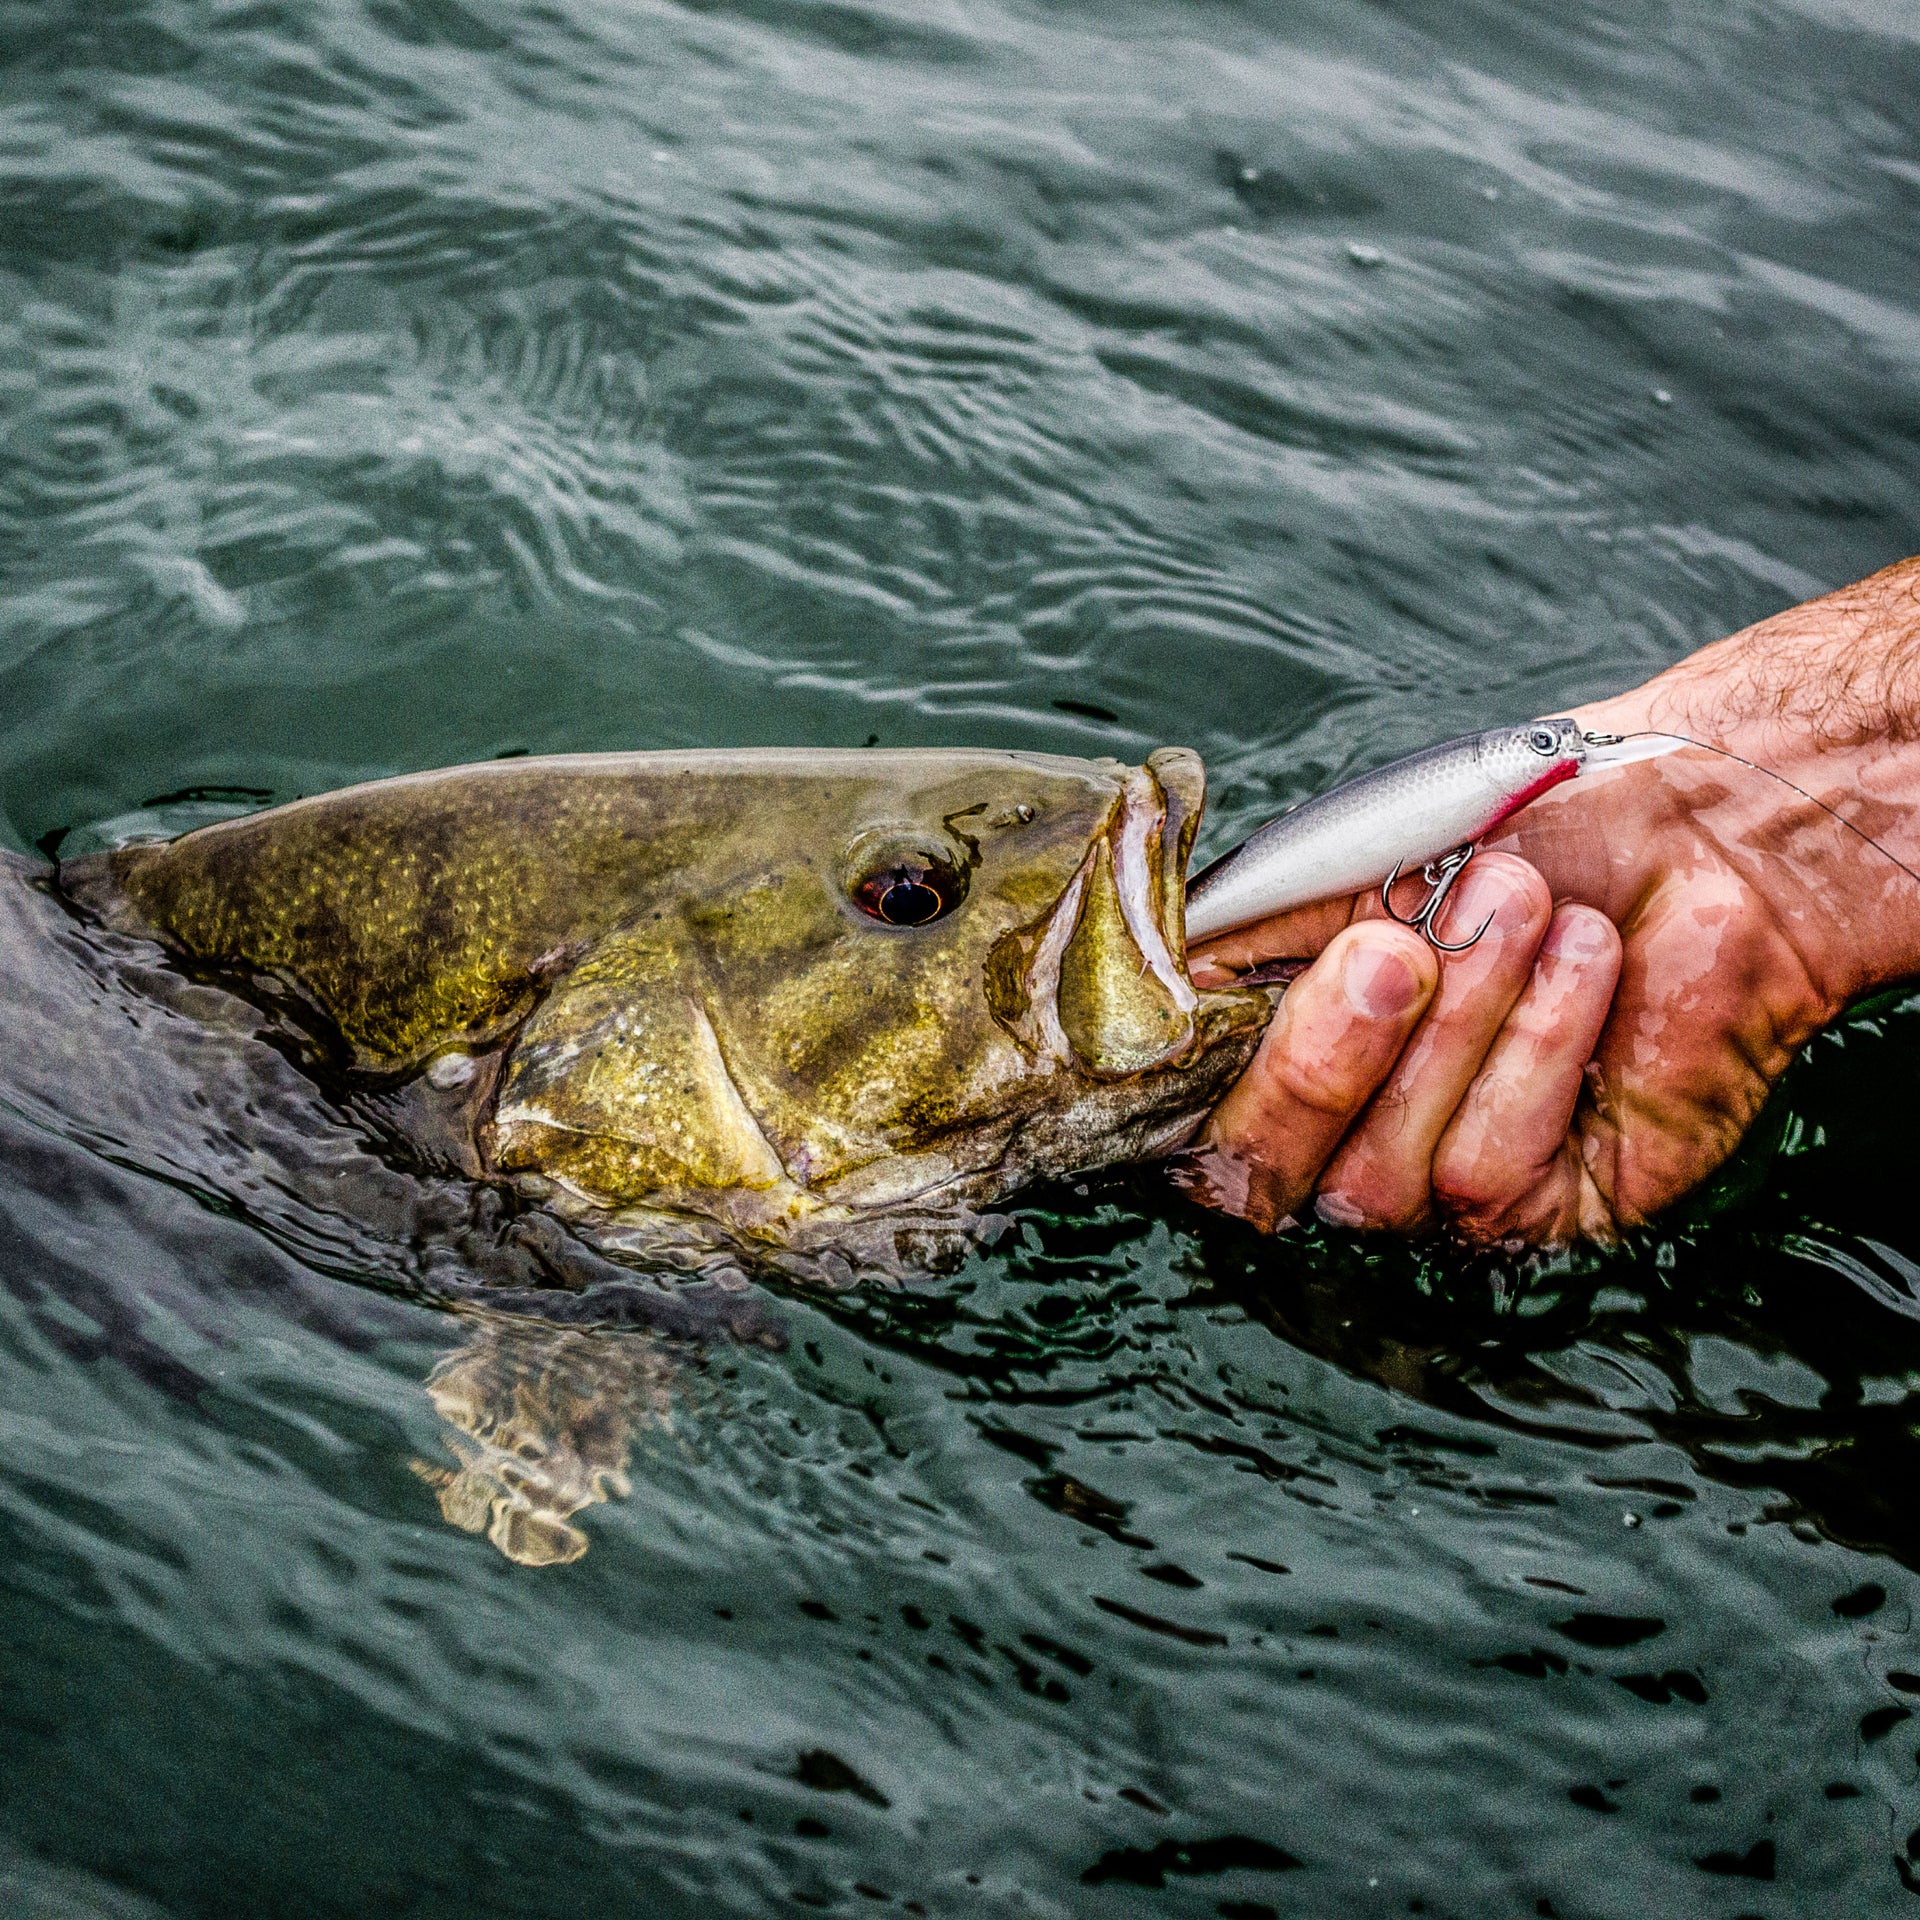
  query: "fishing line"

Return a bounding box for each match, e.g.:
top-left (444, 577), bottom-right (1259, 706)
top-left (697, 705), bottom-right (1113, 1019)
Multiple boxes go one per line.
top-left (1592, 728), bottom-right (1920, 897)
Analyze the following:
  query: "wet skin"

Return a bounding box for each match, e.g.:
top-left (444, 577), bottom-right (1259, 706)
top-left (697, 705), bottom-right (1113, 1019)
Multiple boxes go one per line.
top-left (1187, 555), bottom-right (1920, 1246)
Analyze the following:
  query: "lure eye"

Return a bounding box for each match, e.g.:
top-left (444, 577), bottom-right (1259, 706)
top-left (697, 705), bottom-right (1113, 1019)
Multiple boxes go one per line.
top-left (1526, 725), bottom-right (1560, 755)
top-left (842, 829), bottom-right (971, 928)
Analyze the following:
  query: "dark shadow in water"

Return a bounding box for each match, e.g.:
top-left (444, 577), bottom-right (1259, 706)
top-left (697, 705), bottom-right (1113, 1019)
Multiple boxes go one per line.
top-left (804, 992), bottom-right (1920, 1575)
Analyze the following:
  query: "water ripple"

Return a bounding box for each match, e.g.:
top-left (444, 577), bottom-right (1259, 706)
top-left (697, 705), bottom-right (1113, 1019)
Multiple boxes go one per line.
top-left (4, 0), bottom-right (1920, 1909)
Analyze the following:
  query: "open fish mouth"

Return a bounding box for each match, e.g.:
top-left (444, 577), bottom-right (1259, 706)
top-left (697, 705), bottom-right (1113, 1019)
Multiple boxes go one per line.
top-left (986, 749), bottom-right (1210, 1079)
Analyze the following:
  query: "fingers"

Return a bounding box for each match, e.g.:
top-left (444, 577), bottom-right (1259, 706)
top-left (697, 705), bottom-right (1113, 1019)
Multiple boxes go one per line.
top-left (1185, 853), bottom-right (1635, 1248)
top-left (1574, 869), bottom-right (1817, 1230)
top-left (1177, 920), bottom-right (1438, 1231)
top-left (1314, 854), bottom-right (1553, 1232)
top-left (1429, 905), bottom-right (1623, 1243)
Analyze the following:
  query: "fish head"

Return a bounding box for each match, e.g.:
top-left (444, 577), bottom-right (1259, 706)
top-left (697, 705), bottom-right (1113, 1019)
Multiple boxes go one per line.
top-left (484, 749), bottom-right (1270, 1275)
top-left (74, 747), bottom-right (1271, 1281)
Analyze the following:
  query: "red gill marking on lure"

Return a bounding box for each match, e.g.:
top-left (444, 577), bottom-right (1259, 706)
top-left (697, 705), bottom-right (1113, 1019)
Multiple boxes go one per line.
top-left (1482, 757), bottom-right (1579, 834)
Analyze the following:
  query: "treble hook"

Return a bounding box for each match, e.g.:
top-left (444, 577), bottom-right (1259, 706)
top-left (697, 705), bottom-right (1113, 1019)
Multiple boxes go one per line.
top-left (1380, 842), bottom-right (1492, 952)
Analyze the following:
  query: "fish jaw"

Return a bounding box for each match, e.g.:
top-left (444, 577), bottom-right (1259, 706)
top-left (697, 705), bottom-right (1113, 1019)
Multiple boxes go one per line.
top-left (987, 747), bottom-right (1265, 1082)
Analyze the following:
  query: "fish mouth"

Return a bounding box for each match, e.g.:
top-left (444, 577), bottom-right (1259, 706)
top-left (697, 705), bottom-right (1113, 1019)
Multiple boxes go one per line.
top-left (986, 747), bottom-right (1223, 1078)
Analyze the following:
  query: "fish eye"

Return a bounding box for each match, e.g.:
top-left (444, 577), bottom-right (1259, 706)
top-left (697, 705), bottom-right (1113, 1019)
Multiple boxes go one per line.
top-left (1526, 725), bottom-right (1560, 755)
top-left (855, 869), bottom-right (951, 925)
top-left (842, 829), bottom-right (971, 928)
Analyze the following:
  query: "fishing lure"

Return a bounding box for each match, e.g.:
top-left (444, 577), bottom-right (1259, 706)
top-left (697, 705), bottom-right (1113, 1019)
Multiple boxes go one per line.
top-left (1182, 718), bottom-right (1683, 950)
top-left (1185, 716), bottom-right (1920, 953)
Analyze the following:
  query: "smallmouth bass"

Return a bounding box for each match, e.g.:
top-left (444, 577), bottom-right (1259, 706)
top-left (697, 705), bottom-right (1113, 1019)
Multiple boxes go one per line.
top-left (65, 747), bottom-right (1272, 1289)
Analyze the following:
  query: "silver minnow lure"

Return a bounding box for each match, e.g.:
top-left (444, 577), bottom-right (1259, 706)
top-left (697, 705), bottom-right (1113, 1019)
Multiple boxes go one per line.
top-left (1184, 718), bottom-right (1684, 950)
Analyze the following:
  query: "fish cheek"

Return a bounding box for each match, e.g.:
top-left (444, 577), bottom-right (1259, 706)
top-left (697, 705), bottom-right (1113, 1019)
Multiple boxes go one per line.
top-left (667, 860), bottom-right (1007, 1166)
top-left (489, 954), bottom-right (789, 1208)
top-left (668, 879), bottom-right (905, 1164)
top-left (708, 921), bottom-right (1010, 1172)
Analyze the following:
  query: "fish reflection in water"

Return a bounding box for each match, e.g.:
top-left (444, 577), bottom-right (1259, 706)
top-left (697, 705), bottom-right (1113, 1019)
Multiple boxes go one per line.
top-left (411, 1279), bottom-right (790, 1564)
top-left (413, 1315), bottom-right (679, 1567)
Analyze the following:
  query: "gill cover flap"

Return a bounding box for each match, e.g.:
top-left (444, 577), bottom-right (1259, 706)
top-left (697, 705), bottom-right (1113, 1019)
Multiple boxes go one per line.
top-left (490, 939), bottom-right (792, 1208)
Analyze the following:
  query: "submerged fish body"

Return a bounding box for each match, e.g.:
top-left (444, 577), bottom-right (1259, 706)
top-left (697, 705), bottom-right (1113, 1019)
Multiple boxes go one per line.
top-left (65, 748), bottom-right (1269, 1285)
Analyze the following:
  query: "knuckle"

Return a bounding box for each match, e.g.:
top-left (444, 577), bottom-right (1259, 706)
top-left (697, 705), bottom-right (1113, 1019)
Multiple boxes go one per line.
top-left (1441, 1204), bottom-right (1509, 1246)
top-left (1430, 1151), bottom-right (1505, 1213)
top-left (1317, 1193), bottom-right (1423, 1235)
top-left (1267, 1049), bottom-right (1370, 1121)
top-left (1316, 1165), bottom-right (1430, 1236)
top-left (1440, 1149), bottom-right (1581, 1246)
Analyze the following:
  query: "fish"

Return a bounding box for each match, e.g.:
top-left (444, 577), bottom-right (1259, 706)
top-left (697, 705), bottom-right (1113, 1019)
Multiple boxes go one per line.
top-left (61, 747), bottom-right (1272, 1289)
top-left (1183, 718), bottom-right (1683, 945)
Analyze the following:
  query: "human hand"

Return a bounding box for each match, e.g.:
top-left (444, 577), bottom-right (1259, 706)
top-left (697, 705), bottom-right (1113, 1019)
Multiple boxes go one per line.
top-left (1180, 557), bottom-right (1920, 1245)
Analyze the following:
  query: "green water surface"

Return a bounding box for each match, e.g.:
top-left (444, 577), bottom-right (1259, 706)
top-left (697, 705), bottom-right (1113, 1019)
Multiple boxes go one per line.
top-left (3, 0), bottom-right (1920, 1914)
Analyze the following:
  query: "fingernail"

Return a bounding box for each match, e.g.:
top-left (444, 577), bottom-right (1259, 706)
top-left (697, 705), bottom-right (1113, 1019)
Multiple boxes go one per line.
top-left (1315, 1190), bottom-right (1367, 1229)
top-left (1341, 940), bottom-right (1423, 1018)
top-left (1454, 863), bottom-right (1532, 933)
top-left (1542, 909), bottom-right (1612, 962)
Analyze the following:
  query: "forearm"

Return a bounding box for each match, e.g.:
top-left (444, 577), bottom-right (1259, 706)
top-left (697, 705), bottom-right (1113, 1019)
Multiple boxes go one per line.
top-left (1570, 555), bottom-right (1920, 1003)
top-left (1630, 556), bottom-right (1920, 752)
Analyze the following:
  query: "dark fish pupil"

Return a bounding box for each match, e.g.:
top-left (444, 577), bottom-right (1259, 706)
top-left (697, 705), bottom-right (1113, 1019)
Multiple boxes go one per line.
top-left (878, 877), bottom-right (943, 925)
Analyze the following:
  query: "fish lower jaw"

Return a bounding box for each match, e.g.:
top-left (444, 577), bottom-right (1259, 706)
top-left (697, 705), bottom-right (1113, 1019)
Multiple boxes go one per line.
top-left (993, 770), bottom-right (1208, 1075)
top-left (502, 997), bottom-right (1269, 1291)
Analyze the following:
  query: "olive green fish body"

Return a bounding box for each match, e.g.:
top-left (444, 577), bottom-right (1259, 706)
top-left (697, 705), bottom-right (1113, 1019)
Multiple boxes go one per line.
top-left (68, 748), bottom-right (1268, 1283)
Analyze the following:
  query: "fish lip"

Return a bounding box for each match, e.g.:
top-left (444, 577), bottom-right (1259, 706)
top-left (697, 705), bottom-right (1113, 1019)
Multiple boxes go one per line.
top-left (1111, 764), bottom-right (1200, 1020)
top-left (1012, 764), bottom-right (1203, 1072)
top-left (989, 754), bottom-right (1222, 1071)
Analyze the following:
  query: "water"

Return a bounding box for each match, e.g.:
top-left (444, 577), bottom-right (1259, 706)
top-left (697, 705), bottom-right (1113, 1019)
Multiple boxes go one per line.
top-left (3, 0), bottom-right (1919, 1911)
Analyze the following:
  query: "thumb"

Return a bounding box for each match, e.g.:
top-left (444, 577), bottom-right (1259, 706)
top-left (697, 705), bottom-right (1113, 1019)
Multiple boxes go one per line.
top-left (1187, 890), bottom-right (1364, 988)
